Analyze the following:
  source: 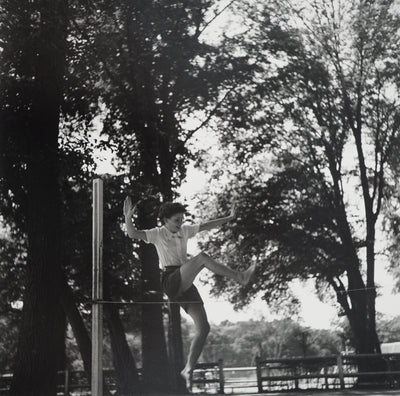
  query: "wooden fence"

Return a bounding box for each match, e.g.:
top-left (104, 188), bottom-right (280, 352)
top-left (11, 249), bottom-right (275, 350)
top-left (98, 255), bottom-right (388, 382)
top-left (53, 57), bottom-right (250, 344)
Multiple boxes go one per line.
top-left (256, 353), bottom-right (400, 393)
top-left (191, 360), bottom-right (224, 394)
top-left (1, 353), bottom-right (400, 394)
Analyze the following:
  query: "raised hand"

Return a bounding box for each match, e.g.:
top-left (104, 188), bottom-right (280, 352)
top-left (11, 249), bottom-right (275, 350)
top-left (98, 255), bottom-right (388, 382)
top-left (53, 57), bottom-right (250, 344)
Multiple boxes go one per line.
top-left (123, 196), bottom-right (137, 218)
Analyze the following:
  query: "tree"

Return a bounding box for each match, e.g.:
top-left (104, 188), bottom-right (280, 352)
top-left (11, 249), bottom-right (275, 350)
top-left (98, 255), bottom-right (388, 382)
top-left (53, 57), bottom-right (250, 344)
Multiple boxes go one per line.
top-left (0, 2), bottom-right (140, 393)
top-left (196, 0), bottom-right (400, 361)
top-left (0, 0), bottom-right (69, 394)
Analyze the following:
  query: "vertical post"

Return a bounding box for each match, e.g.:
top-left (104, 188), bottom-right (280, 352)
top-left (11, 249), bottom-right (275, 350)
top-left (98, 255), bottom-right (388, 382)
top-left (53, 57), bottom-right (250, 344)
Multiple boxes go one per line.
top-left (218, 359), bottom-right (224, 394)
top-left (92, 178), bottom-right (103, 396)
top-left (324, 365), bottom-right (329, 389)
top-left (337, 354), bottom-right (345, 389)
top-left (64, 369), bottom-right (69, 396)
top-left (256, 356), bottom-right (263, 393)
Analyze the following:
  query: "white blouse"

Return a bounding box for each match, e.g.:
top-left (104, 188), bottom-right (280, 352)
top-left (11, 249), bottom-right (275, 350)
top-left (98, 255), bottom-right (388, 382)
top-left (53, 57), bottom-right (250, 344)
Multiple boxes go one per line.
top-left (144, 224), bottom-right (200, 269)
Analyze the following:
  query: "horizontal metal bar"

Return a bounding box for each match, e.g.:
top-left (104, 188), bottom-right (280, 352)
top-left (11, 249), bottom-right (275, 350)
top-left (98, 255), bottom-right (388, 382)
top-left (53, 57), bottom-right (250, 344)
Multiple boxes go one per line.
top-left (258, 352), bottom-right (400, 365)
top-left (260, 371), bottom-right (400, 382)
top-left (192, 379), bottom-right (220, 384)
top-left (92, 299), bottom-right (202, 305)
top-left (343, 371), bottom-right (400, 377)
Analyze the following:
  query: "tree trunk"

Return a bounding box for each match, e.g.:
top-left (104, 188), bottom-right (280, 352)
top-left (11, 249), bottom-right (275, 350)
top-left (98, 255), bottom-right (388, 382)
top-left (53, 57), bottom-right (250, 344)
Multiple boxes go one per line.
top-left (104, 273), bottom-right (141, 395)
top-left (366, 224), bottom-right (380, 353)
top-left (139, 242), bottom-right (171, 391)
top-left (353, 224), bottom-right (385, 384)
top-left (10, 1), bottom-right (68, 394)
top-left (124, 6), bottom-right (184, 388)
top-left (57, 268), bottom-right (113, 396)
top-left (105, 304), bottom-right (141, 395)
top-left (168, 304), bottom-right (187, 393)
top-left (10, 106), bottom-right (66, 396)
top-left (335, 203), bottom-right (381, 356)
top-left (57, 270), bottom-right (92, 375)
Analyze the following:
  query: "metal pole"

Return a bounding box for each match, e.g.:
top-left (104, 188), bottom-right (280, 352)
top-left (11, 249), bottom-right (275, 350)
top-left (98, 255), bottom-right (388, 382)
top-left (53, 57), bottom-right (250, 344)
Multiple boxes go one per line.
top-left (92, 178), bottom-right (103, 396)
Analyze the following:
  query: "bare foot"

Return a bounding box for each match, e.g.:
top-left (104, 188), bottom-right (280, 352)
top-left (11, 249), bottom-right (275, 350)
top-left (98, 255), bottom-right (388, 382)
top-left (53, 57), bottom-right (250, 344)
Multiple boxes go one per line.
top-left (238, 263), bottom-right (257, 285)
top-left (181, 368), bottom-right (191, 391)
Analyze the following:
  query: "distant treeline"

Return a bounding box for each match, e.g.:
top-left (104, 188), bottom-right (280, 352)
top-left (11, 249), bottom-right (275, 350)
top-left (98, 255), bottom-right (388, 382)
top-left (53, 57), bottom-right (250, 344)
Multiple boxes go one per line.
top-left (1, 314), bottom-right (399, 372)
top-left (183, 315), bottom-right (400, 367)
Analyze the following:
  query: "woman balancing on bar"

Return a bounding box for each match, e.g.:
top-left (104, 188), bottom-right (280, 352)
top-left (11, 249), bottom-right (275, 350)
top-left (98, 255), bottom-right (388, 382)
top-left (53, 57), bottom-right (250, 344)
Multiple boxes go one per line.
top-left (123, 198), bottom-right (257, 389)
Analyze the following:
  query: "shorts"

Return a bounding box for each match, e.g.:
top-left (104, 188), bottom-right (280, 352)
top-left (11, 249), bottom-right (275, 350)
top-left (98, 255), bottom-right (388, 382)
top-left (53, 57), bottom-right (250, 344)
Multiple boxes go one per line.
top-left (161, 266), bottom-right (204, 313)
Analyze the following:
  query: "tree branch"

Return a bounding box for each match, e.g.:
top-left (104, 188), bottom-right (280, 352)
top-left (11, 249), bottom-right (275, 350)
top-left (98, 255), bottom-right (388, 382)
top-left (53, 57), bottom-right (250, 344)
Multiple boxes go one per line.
top-left (196, 0), bottom-right (237, 39)
top-left (180, 85), bottom-right (237, 147)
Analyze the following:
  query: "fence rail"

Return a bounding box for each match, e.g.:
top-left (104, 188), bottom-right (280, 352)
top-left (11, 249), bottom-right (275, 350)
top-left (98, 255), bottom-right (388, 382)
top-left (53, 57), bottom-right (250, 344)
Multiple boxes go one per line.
top-left (191, 360), bottom-right (224, 394)
top-left (256, 353), bottom-right (400, 393)
top-left (1, 353), bottom-right (400, 395)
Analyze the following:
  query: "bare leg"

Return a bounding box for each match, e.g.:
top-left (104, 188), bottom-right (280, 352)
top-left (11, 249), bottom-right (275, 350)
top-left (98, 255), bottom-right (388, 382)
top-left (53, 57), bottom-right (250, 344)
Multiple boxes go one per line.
top-left (201, 252), bottom-right (256, 285)
top-left (181, 303), bottom-right (211, 390)
top-left (179, 252), bottom-right (256, 294)
top-left (178, 253), bottom-right (206, 294)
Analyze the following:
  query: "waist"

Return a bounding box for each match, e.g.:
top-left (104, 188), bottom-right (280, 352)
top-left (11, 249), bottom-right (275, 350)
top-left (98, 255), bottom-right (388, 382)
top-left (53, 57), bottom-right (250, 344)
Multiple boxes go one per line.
top-left (163, 265), bottom-right (180, 272)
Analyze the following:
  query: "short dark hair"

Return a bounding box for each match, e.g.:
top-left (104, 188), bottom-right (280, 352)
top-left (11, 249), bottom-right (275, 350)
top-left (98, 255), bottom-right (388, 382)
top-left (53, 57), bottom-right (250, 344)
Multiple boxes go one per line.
top-left (158, 202), bottom-right (186, 220)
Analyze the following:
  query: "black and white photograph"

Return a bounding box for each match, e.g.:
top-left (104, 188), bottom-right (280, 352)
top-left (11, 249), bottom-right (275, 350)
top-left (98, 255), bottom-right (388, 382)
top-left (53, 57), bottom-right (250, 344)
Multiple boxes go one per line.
top-left (1, 1), bottom-right (400, 395)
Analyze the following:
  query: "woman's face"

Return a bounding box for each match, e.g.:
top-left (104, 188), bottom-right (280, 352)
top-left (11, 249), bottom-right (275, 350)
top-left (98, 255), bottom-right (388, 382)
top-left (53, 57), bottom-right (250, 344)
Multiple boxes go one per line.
top-left (164, 213), bottom-right (184, 233)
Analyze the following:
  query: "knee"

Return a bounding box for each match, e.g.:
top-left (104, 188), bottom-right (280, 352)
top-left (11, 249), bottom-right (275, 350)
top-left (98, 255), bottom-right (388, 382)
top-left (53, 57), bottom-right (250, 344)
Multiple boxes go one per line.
top-left (195, 319), bottom-right (210, 339)
top-left (199, 321), bottom-right (211, 338)
top-left (196, 252), bottom-right (210, 263)
top-left (190, 252), bottom-right (209, 268)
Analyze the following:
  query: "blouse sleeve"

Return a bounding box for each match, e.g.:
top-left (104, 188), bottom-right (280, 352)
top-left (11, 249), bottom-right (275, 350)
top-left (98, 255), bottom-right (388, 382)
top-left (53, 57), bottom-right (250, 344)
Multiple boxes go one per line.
top-left (143, 227), bottom-right (160, 245)
top-left (183, 224), bottom-right (200, 239)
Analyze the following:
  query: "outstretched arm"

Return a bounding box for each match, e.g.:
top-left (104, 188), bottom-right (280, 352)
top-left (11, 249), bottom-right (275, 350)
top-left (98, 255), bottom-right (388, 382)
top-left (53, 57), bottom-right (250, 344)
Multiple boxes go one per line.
top-left (123, 197), bottom-right (147, 241)
top-left (199, 204), bottom-right (236, 232)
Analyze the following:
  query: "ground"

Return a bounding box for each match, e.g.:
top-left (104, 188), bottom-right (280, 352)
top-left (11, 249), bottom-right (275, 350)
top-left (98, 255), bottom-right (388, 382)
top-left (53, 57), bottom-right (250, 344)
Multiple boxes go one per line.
top-left (145, 391), bottom-right (400, 396)
top-left (236, 391), bottom-right (400, 396)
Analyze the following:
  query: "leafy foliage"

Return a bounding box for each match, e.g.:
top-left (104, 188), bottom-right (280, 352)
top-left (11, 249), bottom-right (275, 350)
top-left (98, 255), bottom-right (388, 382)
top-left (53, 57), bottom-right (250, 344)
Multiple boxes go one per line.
top-left (195, 0), bottom-right (400, 353)
top-left (183, 318), bottom-right (343, 366)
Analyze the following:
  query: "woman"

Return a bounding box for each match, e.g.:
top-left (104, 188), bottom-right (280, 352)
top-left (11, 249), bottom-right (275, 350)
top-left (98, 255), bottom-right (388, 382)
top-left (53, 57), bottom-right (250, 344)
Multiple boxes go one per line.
top-left (123, 198), bottom-right (256, 388)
